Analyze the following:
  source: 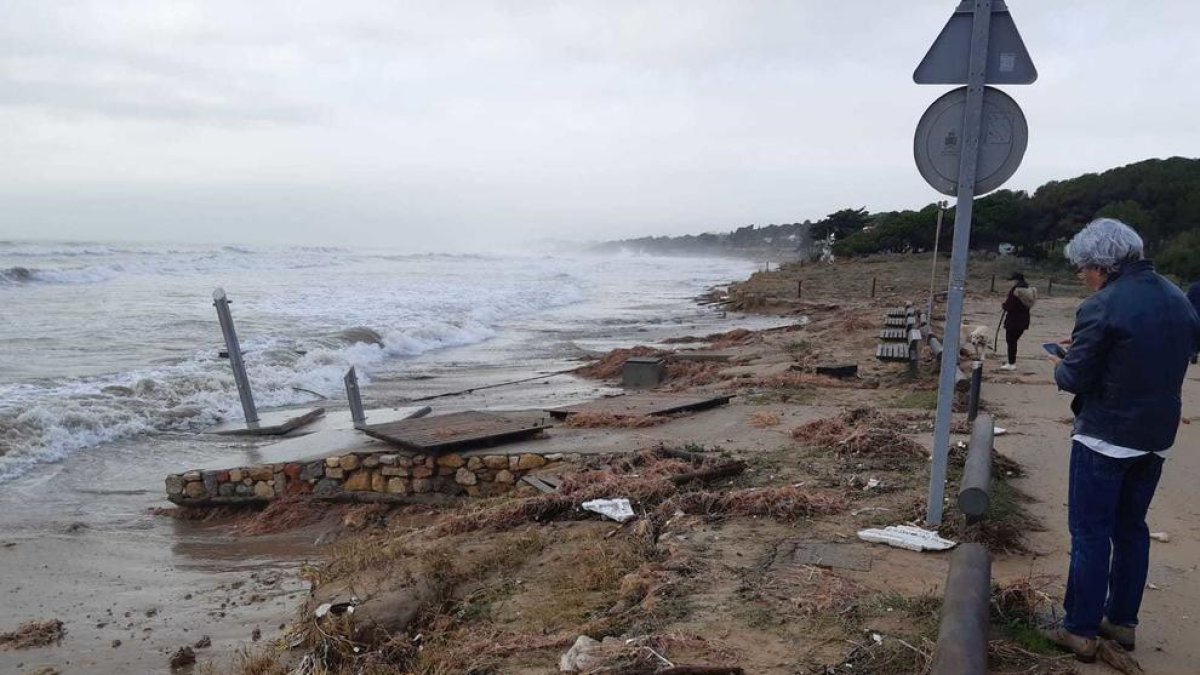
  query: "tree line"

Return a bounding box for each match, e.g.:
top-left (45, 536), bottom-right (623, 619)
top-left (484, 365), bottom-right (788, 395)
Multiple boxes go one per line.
top-left (591, 156), bottom-right (1200, 280)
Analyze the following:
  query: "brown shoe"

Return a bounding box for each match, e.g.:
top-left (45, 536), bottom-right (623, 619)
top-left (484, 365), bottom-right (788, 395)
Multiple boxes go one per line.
top-left (1042, 625), bottom-right (1098, 663)
top-left (1100, 618), bottom-right (1136, 651)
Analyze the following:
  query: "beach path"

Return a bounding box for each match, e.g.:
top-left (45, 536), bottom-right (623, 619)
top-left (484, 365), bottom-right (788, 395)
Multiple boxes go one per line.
top-left (980, 295), bottom-right (1200, 675)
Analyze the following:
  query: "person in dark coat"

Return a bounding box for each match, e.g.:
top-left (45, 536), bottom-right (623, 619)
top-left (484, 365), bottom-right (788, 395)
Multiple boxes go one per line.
top-left (1045, 218), bottom-right (1200, 662)
top-left (999, 272), bottom-right (1035, 370)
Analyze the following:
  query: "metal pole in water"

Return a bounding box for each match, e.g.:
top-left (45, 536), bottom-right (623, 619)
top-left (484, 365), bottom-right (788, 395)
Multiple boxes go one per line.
top-left (927, 1), bottom-right (992, 526)
top-left (212, 287), bottom-right (258, 425)
top-left (344, 367), bottom-right (366, 428)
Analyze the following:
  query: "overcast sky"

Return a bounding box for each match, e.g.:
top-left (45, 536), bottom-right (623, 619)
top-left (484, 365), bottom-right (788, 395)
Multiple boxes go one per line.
top-left (1, 1), bottom-right (1198, 250)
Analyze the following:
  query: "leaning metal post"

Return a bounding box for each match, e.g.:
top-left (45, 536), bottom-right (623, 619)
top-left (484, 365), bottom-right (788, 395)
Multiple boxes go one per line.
top-left (344, 367), bottom-right (366, 428)
top-left (212, 287), bottom-right (259, 425)
top-left (927, 0), bottom-right (992, 526)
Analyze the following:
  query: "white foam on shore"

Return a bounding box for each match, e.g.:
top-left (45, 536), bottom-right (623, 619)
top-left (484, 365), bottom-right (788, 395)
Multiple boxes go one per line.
top-left (0, 245), bottom-right (757, 485)
top-left (0, 261), bottom-right (590, 483)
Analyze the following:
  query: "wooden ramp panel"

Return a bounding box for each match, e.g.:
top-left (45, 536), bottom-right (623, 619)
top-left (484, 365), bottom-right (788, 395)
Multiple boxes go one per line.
top-left (521, 475), bottom-right (560, 493)
top-left (547, 392), bottom-right (733, 420)
top-left (358, 411), bottom-right (551, 454)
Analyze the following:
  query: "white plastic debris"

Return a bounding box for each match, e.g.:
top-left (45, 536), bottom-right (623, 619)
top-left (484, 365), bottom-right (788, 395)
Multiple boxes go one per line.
top-left (1150, 532), bottom-right (1170, 543)
top-left (871, 633), bottom-right (884, 644)
top-left (993, 426), bottom-right (1008, 436)
top-left (314, 602), bottom-right (356, 618)
top-left (857, 525), bottom-right (957, 552)
top-left (581, 498), bottom-right (636, 523)
top-left (560, 636), bottom-right (602, 672)
top-left (864, 478), bottom-right (881, 491)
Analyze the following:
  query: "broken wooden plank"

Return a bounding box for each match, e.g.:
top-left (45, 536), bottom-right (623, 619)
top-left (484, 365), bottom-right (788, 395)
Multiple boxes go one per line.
top-left (358, 411), bottom-right (551, 454)
top-left (546, 392), bottom-right (733, 420)
top-left (520, 475), bottom-right (557, 493)
top-left (669, 350), bottom-right (735, 363)
top-left (815, 364), bottom-right (859, 379)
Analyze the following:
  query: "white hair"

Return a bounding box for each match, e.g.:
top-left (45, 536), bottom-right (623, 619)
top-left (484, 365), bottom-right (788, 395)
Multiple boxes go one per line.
top-left (1064, 218), bottom-right (1144, 273)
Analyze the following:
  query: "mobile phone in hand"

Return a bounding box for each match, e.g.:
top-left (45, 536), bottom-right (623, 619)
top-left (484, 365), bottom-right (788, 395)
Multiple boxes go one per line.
top-left (1042, 342), bottom-right (1067, 359)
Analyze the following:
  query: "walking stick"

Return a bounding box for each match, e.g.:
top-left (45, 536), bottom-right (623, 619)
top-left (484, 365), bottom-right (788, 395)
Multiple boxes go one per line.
top-left (992, 310), bottom-right (1007, 352)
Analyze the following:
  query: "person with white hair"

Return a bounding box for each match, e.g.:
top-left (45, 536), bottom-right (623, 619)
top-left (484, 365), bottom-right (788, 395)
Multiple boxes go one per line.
top-left (1045, 218), bottom-right (1200, 661)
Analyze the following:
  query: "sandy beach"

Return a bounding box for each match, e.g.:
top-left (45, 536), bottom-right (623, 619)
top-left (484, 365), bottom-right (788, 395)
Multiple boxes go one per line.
top-left (3, 253), bottom-right (1196, 674)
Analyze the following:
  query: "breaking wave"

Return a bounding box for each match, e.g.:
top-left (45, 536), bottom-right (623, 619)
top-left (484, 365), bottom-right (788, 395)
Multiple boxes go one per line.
top-left (0, 262), bottom-right (588, 483)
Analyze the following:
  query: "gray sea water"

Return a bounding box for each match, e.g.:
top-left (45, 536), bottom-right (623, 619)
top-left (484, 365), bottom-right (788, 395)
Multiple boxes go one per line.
top-left (0, 240), bottom-right (795, 672)
top-left (0, 241), bottom-right (768, 484)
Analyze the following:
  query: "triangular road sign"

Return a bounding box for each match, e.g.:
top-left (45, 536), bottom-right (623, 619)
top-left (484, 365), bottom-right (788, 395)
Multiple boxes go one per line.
top-left (914, 0), bottom-right (1037, 85)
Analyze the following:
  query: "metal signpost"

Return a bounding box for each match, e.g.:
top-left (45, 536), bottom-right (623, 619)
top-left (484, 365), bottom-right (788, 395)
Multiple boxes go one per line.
top-left (213, 287), bottom-right (259, 426)
top-left (913, 0), bottom-right (1035, 525)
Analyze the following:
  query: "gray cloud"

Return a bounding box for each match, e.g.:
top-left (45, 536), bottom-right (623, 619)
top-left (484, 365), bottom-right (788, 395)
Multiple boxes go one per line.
top-left (1, 1), bottom-right (1198, 249)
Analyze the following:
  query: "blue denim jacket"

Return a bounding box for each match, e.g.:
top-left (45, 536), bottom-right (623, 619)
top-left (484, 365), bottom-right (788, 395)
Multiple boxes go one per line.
top-left (1055, 260), bottom-right (1200, 452)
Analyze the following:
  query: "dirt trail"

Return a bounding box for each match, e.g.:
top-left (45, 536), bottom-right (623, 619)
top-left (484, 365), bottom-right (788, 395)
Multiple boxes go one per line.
top-left (978, 294), bottom-right (1200, 675)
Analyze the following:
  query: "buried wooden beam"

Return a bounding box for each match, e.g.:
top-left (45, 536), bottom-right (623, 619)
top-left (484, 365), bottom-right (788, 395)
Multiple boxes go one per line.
top-left (930, 543), bottom-right (991, 675)
top-left (957, 414), bottom-right (995, 520)
top-left (668, 460), bottom-right (746, 486)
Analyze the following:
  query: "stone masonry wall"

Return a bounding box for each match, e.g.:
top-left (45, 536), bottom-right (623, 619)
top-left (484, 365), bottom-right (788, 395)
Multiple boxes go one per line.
top-left (165, 451), bottom-right (578, 505)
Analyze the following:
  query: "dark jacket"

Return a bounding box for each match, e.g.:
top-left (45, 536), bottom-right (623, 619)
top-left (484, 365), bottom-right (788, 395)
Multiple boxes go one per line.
top-left (1055, 260), bottom-right (1200, 452)
top-left (1189, 281), bottom-right (1200, 316)
top-left (1002, 283), bottom-right (1032, 331)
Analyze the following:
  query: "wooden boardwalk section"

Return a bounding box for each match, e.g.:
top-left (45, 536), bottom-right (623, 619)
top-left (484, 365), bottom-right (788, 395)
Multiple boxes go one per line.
top-left (546, 392), bottom-right (733, 420)
top-left (358, 411), bottom-right (551, 454)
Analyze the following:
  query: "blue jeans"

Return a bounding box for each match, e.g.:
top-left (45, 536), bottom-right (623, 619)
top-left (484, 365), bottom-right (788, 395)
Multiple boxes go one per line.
top-left (1064, 441), bottom-right (1164, 637)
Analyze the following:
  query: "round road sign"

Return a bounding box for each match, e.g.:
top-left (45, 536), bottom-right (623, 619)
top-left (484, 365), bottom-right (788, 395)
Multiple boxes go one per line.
top-left (914, 86), bottom-right (1028, 197)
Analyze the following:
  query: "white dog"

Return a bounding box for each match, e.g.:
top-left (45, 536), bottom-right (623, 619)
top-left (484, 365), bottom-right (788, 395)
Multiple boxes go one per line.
top-left (959, 323), bottom-right (991, 360)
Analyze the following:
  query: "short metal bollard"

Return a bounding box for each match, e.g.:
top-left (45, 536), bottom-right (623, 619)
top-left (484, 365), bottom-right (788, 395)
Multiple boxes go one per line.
top-left (623, 357), bottom-right (666, 390)
top-left (957, 413), bottom-right (994, 521)
top-left (213, 288), bottom-right (258, 425)
top-left (931, 543), bottom-right (991, 675)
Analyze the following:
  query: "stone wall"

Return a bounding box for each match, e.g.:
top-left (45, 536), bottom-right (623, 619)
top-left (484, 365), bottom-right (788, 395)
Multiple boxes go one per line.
top-left (165, 451), bottom-right (578, 505)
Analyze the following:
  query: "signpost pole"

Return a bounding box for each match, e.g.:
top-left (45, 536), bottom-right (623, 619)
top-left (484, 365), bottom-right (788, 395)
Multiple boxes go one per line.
top-left (926, 0), bottom-right (993, 526)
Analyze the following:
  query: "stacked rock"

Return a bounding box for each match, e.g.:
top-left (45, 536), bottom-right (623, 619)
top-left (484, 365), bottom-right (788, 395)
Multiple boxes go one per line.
top-left (166, 452), bottom-right (577, 505)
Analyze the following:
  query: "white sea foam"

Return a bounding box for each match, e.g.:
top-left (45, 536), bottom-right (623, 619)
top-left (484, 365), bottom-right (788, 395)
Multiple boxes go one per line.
top-left (0, 244), bottom-right (756, 484)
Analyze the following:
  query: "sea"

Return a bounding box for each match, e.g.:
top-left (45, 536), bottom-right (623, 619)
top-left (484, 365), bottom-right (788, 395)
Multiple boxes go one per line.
top-left (0, 240), bottom-right (794, 671)
top-left (0, 240), bottom-right (772, 485)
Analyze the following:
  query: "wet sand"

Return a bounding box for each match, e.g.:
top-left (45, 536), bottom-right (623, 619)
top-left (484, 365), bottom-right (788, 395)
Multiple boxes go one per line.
top-left (0, 303), bottom-right (786, 673)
